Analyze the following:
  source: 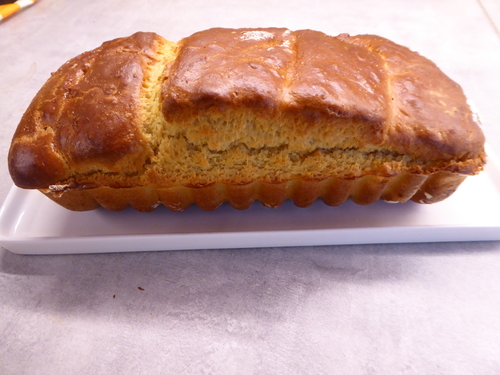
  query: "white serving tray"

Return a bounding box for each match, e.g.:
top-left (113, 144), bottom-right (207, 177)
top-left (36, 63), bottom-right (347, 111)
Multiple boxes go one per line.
top-left (1, 151), bottom-right (500, 255)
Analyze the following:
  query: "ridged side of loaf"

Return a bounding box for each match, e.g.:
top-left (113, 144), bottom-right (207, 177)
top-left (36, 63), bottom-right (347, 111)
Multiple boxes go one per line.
top-left (40, 171), bottom-right (466, 211)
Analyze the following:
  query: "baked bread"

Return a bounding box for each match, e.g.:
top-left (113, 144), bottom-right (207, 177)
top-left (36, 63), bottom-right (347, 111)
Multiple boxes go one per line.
top-left (8, 28), bottom-right (486, 211)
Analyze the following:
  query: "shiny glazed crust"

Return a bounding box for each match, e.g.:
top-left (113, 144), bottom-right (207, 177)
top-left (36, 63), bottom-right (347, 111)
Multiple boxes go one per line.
top-left (8, 29), bottom-right (486, 211)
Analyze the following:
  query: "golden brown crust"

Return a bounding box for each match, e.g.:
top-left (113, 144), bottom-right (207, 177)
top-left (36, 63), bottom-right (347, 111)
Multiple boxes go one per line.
top-left (9, 32), bottom-right (167, 188)
top-left (287, 30), bottom-right (389, 126)
top-left (161, 29), bottom-right (389, 145)
top-left (8, 28), bottom-right (487, 211)
top-left (162, 29), bottom-right (485, 162)
top-left (162, 28), bottom-right (294, 121)
top-left (340, 34), bottom-right (485, 162)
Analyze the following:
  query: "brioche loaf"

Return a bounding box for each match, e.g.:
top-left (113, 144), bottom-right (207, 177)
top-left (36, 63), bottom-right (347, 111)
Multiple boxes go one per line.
top-left (8, 28), bottom-right (486, 211)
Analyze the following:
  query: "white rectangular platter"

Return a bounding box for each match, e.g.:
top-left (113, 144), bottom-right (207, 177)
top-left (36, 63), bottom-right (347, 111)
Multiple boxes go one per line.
top-left (1, 151), bottom-right (500, 255)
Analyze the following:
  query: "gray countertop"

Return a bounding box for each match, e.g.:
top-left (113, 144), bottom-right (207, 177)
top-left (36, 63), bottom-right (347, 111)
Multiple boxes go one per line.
top-left (1, 0), bottom-right (500, 374)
